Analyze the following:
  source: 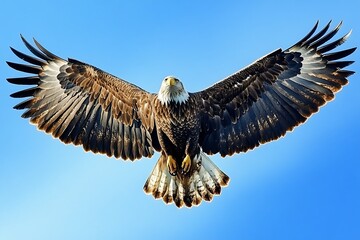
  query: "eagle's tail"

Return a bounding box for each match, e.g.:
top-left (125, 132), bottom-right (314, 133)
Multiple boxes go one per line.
top-left (143, 151), bottom-right (230, 208)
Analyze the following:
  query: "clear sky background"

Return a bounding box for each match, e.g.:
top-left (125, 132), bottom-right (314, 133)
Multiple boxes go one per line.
top-left (1, 1), bottom-right (359, 239)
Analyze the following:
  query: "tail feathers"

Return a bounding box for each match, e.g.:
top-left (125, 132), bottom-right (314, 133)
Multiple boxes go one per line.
top-left (143, 151), bottom-right (230, 208)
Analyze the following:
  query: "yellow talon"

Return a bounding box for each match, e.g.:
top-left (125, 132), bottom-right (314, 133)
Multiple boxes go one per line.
top-left (167, 155), bottom-right (177, 176)
top-left (181, 155), bottom-right (191, 174)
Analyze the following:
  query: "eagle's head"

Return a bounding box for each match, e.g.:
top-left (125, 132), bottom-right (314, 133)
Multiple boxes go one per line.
top-left (157, 76), bottom-right (189, 105)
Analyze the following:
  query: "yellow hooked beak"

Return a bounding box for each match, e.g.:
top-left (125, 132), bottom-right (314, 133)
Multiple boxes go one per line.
top-left (166, 77), bottom-right (176, 86)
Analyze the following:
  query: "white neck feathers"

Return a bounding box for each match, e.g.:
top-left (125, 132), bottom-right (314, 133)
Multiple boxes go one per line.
top-left (157, 88), bottom-right (189, 106)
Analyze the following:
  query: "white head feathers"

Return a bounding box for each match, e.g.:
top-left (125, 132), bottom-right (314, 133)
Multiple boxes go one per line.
top-left (157, 76), bottom-right (189, 105)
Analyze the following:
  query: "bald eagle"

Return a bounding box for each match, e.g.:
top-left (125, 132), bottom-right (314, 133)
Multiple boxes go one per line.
top-left (7, 21), bottom-right (356, 208)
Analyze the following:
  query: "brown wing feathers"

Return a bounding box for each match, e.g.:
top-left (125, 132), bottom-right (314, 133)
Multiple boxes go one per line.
top-left (198, 21), bottom-right (355, 156)
top-left (7, 36), bottom-right (156, 160)
top-left (7, 22), bottom-right (356, 161)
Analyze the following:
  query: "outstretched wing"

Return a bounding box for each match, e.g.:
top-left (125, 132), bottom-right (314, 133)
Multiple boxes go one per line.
top-left (195, 21), bottom-right (356, 157)
top-left (7, 36), bottom-right (158, 160)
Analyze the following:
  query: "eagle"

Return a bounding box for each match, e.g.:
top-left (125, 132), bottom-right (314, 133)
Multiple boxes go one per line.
top-left (7, 21), bottom-right (356, 208)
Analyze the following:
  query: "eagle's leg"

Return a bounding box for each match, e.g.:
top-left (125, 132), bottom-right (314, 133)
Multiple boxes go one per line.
top-left (167, 155), bottom-right (177, 176)
top-left (181, 154), bottom-right (191, 175)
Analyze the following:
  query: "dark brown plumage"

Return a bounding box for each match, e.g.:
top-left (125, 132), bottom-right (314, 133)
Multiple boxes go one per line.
top-left (7, 21), bottom-right (356, 208)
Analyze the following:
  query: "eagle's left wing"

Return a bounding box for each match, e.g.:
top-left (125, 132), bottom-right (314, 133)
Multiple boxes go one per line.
top-left (194, 21), bottom-right (356, 157)
top-left (7, 36), bottom-right (159, 160)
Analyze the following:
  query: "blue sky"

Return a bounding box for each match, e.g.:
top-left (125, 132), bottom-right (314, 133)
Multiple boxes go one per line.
top-left (1, 1), bottom-right (359, 239)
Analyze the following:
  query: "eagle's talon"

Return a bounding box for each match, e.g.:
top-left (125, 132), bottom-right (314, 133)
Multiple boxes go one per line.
top-left (167, 155), bottom-right (177, 176)
top-left (181, 155), bottom-right (191, 175)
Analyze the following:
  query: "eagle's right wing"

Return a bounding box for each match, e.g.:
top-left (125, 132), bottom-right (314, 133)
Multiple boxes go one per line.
top-left (194, 21), bottom-right (356, 157)
top-left (7, 36), bottom-right (159, 160)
